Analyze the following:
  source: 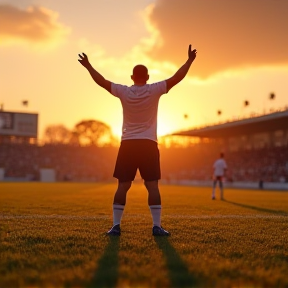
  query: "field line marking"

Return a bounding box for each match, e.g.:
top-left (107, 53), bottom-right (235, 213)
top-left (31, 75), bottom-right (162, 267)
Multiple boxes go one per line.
top-left (0, 214), bottom-right (287, 220)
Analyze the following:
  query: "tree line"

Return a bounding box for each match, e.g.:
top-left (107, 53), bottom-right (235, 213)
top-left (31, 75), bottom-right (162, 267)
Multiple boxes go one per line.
top-left (43, 119), bottom-right (118, 147)
top-left (43, 119), bottom-right (201, 148)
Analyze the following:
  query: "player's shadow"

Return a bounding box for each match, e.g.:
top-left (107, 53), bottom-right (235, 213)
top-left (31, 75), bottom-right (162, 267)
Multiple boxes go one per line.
top-left (223, 199), bottom-right (288, 216)
top-left (86, 237), bottom-right (119, 288)
top-left (154, 237), bottom-right (200, 288)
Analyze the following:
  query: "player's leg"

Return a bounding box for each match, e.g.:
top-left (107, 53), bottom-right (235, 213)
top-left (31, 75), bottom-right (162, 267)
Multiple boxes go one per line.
top-left (212, 179), bottom-right (217, 200)
top-left (107, 181), bottom-right (133, 236)
top-left (108, 141), bottom-right (137, 236)
top-left (112, 180), bottom-right (132, 222)
top-left (144, 180), bottom-right (161, 206)
top-left (138, 140), bottom-right (161, 226)
top-left (144, 180), bottom-right (161, 227)
top-left (139, 140), bottom-right (169, 236)
top-left (113, 181), bottom-right (132, 205)
top-left (144, 180), bottom-right (169, 236)
top-left (219, 178), bottom-right (224, 200)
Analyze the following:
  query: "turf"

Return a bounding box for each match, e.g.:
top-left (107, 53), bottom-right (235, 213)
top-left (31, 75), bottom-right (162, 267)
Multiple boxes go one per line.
top-left (0, 182), bottom-right (288, 288)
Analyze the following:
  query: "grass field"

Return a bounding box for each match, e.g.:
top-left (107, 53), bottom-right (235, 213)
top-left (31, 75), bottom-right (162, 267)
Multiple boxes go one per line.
top-left (0, 182), bottom-right (288, 288)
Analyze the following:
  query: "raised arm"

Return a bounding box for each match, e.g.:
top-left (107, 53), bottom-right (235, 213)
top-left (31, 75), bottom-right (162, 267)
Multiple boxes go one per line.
top-left (166, 45), bottom-right (197, 92)
top-left (78, 53), bottom-right (112, 93)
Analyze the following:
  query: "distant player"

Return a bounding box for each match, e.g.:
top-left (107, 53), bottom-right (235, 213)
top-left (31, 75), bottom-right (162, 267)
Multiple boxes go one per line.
top-left (78, 45), bottom-right (197, 236)
top-left (212, 152), bottom-right (227, 200)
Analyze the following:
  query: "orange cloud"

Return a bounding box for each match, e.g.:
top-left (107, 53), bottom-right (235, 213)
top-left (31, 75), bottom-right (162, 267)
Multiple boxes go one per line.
top-left (146, 0), bottom-right (288, 78)
top-left (0, 4), bottom-right (70, 48)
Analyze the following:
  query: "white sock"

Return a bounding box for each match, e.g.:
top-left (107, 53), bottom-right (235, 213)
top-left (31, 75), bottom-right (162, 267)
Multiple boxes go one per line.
top-left (149, 205), bottom-right (161, 227)
top-left (113, 204), bottom-right (125, 226)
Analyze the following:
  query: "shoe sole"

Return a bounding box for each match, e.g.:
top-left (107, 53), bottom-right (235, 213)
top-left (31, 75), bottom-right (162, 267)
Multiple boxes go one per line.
top-left (106, 231), bottom-right (121, 236)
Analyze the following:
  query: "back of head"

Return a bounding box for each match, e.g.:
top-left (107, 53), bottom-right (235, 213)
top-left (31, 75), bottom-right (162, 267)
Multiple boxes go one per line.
top-left (132, 65), bottom-right (148, 82)
top-left (220, 152), bottom-right (224, 158)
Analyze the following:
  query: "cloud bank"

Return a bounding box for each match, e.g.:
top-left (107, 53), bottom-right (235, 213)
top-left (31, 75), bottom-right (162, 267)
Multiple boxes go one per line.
top-left (146, 0), bottom-right (288, 78)
top-left (0, 4), bottom-right (70, 49)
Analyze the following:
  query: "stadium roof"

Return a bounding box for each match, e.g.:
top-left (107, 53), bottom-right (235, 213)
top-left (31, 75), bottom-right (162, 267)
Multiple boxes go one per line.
top-left (172, 109), bottom-right (288, 138)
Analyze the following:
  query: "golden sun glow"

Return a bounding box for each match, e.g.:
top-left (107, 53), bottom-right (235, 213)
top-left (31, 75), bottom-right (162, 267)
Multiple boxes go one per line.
top-left (157, 121), bottom-right (173, 137)
top-left (1, 0), bottom-right (288, 143)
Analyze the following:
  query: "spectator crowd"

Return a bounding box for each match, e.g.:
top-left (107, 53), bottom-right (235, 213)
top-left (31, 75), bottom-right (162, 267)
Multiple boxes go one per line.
top-left (0, 143), bottom-right (117, 182)
top-left (0, 142), bottom-right (287, 183)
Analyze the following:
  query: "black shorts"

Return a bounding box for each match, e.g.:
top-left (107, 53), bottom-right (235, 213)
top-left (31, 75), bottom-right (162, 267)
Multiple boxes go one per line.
top-left (214, 176), bottom-right (223, 182)
top-left (113, 139), bottom-right (161, 182)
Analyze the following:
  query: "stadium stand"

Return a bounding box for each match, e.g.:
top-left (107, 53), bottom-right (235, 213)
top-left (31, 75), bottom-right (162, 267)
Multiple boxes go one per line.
top-left (0, 143), bottom-right (117, 182)
top-left (0, 110), bottom-right (287, 187)
top-left (167, 109), bottom-right (288, 188)
top-left (160, 144), bottom-right (288, 183)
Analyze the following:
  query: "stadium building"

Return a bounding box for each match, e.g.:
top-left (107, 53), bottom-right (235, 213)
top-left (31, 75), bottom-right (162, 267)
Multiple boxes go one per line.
top-left (0, 111), bottom-right (38, 144)
top-left (173, 108), bottom-right (288, 151)
top-left (168, 108), bottom-right (288, 190)
top-left (0, 111), bottom-right (116, 183)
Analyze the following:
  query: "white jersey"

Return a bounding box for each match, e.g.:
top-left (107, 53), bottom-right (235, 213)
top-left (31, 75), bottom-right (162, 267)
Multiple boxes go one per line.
top-left (213, 158), bottom-right (227, 177)
top-left (111, 81), bottom-right (167, 142)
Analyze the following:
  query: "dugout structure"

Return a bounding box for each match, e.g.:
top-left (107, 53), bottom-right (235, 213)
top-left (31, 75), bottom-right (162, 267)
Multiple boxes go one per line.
top-left (173, 109), bottom-right (288, 151)
top-left (0, 111), bottom-right (38, 144)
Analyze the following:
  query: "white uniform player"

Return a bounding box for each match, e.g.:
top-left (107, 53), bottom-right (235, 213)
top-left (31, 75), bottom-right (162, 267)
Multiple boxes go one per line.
top-left (212, 153), bottom-right (227, 200)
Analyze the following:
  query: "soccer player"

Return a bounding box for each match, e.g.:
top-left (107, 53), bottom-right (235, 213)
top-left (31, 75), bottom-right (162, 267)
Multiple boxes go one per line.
top-left (78, 45), bottom-right (197, 236)
top-left (212, 152), bottom-right (228, 200)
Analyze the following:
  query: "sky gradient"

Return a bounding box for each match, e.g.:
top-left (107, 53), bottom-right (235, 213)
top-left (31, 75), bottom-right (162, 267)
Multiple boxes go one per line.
top-left (1, 0), bottom-right (288, 140)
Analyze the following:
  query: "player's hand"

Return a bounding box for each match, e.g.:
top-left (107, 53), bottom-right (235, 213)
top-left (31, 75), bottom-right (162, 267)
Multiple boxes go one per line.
top-left (78, 53), bottom-right (90, 68)
top-left (188, 44), bottom-right (197, 61)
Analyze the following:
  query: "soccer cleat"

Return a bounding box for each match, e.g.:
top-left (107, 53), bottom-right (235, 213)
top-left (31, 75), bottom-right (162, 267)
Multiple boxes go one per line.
top-left (152, 226), bottom-right (170, 236)
top-left (212, 196), bottom-right (216, 200)
top-left (106, 224), bottom-right (121, 236)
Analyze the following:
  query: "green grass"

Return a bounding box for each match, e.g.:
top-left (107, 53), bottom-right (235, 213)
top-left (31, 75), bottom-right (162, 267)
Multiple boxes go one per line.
top-left (0, 182), bottom-right (288, 288)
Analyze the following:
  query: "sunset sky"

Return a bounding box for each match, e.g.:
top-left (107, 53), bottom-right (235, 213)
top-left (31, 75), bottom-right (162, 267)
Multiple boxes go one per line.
top-left (1, 0), bottom-right (288, 140)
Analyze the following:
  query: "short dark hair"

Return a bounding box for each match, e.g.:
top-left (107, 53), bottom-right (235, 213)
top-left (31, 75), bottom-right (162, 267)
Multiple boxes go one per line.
top-left (220, 152), bottom-right (224, 158)
top-left (132, 65), bottom-right (148, 79)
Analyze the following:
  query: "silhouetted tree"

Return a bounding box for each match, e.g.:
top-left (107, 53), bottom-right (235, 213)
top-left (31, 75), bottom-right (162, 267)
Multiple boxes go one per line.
top-left (73, 119), bottom-right (116, 146)
top-left (69, 131), bottom-right (81, 146)
top-left (43, 124), bottom-right (72, 144)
